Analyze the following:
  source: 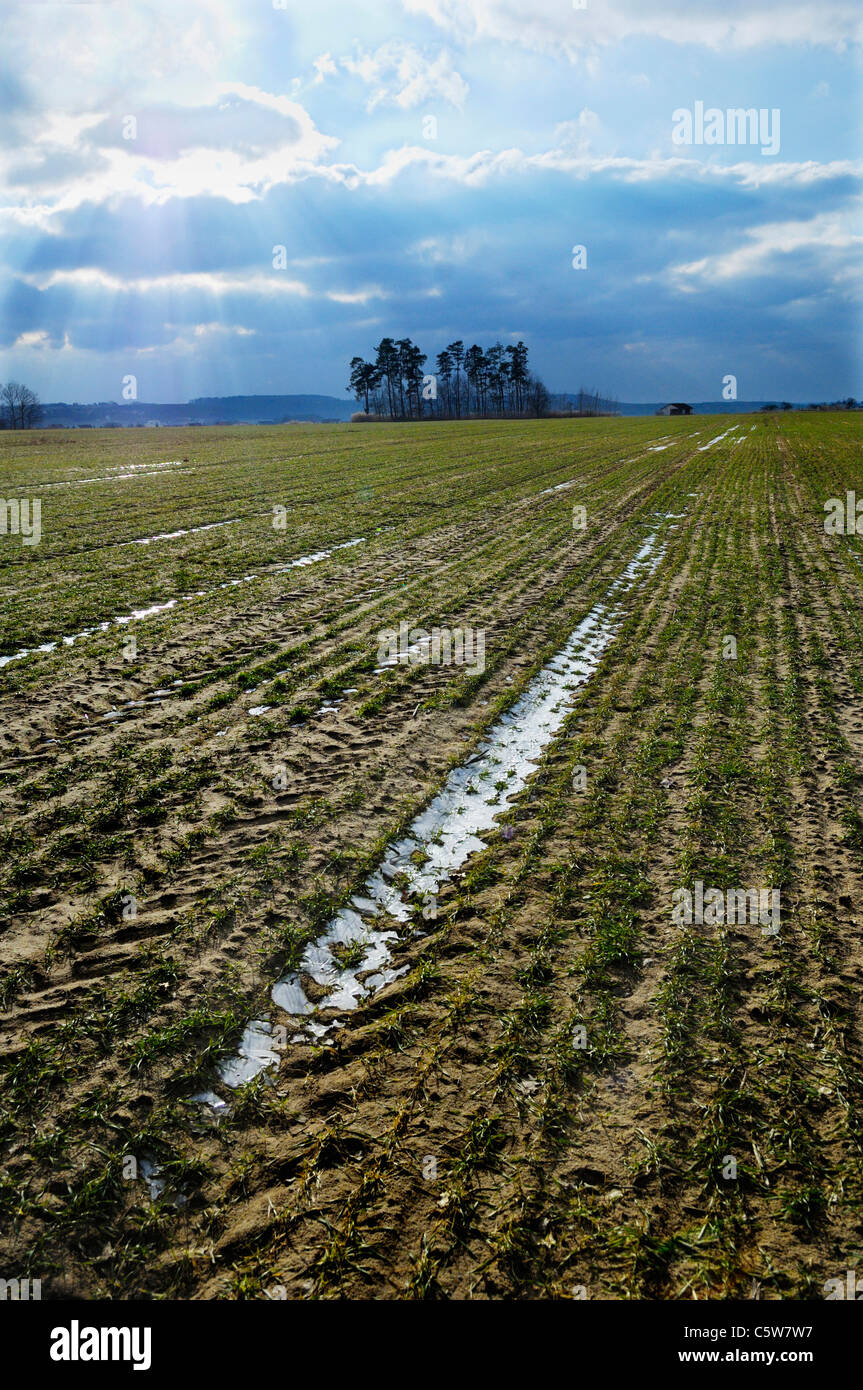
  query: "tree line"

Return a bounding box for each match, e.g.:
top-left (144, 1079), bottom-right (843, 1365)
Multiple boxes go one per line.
top-left (0, 381), bottom-right (43, 430)
top-left (759, 400), bottom-right (859, 412)
top-left (550, 388), bottom-right (620, 417)
top-left (348, 338), bottom-right (550, 420)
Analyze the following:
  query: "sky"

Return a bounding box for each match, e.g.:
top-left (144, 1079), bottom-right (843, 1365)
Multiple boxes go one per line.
top-left (0, 0), bottom-right (860, 404)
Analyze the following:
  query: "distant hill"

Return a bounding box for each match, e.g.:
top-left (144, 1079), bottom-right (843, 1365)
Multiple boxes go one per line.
top-left (39, 395), bottom-right (356, 427)
top-left (187, 395), bottom-right (356, 423)
top-left (36, 394), bottom-right (810, 428)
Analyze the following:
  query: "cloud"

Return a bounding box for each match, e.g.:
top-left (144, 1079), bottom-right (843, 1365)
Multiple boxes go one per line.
top-left (12, 328), bottom-right (51, 349)
top-left (340, 42), bottom-right (469, 110)
top-left (3, 110), bottom-right (858, 240)
top-left (86, 94), bottom-right (307, 162)
top-left (1, 0), bottom-right (859, 402)
top-left (2, 0), bottom-right (253, 128)
top-left (664, 206), bottom-right (863, 287)
top-left (349, 144), bottom-right (863, 193)
top-left (553, 111), bottom-right (602, 155)
top-left (411, 230), bottom-right (490, 264)
top-left (325, 286), bottom-right (389, 304)
top-left (18, 268), bottom-right (312, 297)
top-left (191, 322), bottom-right (256, 337)
top-left (0, 85), bottom-right (339, 221)
top-left (400, 0), bottom-right (862, 54)
top-left (312, 53), bottom-right (338, 85)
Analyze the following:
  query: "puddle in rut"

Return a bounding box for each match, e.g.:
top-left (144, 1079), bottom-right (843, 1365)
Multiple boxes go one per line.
top-left (131, 518), bottom-right (241, 546)
top-left (698, 426), bottom-right (740, 451)
top-left (215, 523), bottom-right (672, 1091)
top-left (538, 478), bottom-right (579, 496)
top-left (0, 538), bottom-right (365, 670)
top-left (31, 461), bottom-right (191, 489)
top-left (217, 1020), bottom-right (286, 1088)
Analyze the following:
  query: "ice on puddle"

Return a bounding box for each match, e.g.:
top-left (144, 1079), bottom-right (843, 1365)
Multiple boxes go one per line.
top-left (216, 1020), bottom-right (282, 1087)
top-left (191, 1090), bottom-right (226, 1111)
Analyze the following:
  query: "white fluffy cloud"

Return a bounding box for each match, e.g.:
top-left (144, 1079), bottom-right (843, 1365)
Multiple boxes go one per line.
top-left (352, 145), bottom-right (863, 193)
top-left (339, 41), bottom-right (469, 110)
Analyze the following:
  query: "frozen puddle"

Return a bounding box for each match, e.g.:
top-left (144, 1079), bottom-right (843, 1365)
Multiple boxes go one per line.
top-left (215, 523), bottom-right (672, 1091)
top-left (698, 426), bottom-right (740, 451)
top-left (619, 437), bottom-right (673, 465)
top-left (217, 1020), bottom-right (288, 1088)
top-left (138, 1157), bottom-right (167, 1201)
top-left (104, 460), bottom-right (186, 473)
top-left (138, 1156), bottom-right (186, 1200)
top-left (538, 478), bottom-right (579, 496)
top-left (34, 462), bottom-right (192, 488)
top-left (131, 518), bottom-right (241, 546)
top-left (137, 1156), bottom-right (188, 1206)
top-left (191, 1090), bottom-right (226, 1111)
top-left (0, 538), bottom-right (365, 670)
top-left (102, 687), bottom-right (175, 719)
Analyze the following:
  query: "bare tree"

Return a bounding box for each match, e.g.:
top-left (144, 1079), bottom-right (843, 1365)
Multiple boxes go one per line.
top-left (1, 381), bottom-right (43, 430)
top-left (525, 375), bottom-right (550, 417)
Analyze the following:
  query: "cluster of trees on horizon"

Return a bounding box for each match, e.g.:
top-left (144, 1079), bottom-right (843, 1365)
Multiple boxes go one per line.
top-left (348, 337), bottom-right (552, 420)
top-left (0, 381), bottom-right (42, 430)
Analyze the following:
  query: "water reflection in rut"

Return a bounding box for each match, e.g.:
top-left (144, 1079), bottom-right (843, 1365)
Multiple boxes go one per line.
top-left (216, 525), bottom-right (671, 1089)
